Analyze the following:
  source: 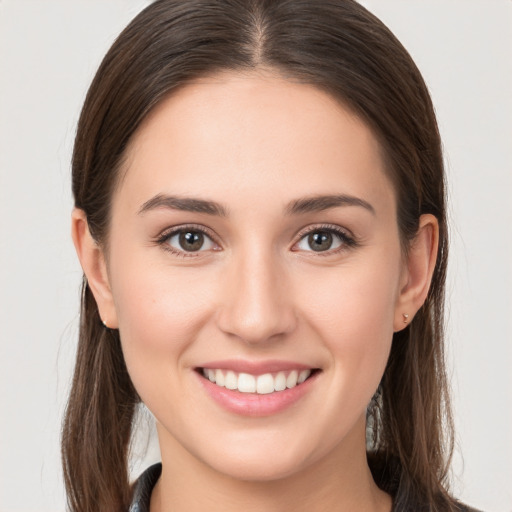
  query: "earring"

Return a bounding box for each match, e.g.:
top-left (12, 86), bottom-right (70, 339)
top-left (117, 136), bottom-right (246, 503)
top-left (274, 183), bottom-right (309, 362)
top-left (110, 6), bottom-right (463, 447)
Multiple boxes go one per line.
top-left (402, 313), bottom-right (409, 324)
top-left (102, 319), bottom-right (108, 329)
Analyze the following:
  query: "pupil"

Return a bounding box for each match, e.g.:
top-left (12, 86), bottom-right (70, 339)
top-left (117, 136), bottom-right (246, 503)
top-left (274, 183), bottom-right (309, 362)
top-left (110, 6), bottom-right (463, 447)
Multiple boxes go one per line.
top-left (308, 231), bottom-right (332, 252)
top-left (179, 231), bottom-right (204, 251)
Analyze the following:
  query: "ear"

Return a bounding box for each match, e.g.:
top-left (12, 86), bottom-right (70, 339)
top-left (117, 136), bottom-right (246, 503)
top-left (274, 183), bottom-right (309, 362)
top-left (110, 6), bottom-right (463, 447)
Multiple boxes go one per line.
top-left (71, 208), bottom-right (118, 329)
top-left (393, 214), bottom-right (439, 332)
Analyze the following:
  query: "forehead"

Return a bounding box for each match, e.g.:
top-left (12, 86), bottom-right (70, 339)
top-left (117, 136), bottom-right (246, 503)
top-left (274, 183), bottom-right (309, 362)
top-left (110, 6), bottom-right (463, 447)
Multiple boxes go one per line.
top-left (117, 70), bottom-right (394, 216)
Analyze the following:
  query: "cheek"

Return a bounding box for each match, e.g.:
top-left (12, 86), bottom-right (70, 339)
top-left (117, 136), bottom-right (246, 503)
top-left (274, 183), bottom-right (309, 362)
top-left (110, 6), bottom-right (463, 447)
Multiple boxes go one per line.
top-left (107, 250), bottom-right (217, 396)
top-left (298, 254), bottom-right (400, 399)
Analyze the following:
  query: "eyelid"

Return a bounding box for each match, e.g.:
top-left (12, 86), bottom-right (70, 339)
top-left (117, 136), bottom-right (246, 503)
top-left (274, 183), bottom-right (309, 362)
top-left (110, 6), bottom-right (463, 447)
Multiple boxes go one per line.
top-left (294, 223), bottom-right (354, 239)
top-left (155, 223), bottom-right (221, 256)
top-left (292, 223), bottom-right (358, 253)
top-left (153, 222), bottom-right (357, 257)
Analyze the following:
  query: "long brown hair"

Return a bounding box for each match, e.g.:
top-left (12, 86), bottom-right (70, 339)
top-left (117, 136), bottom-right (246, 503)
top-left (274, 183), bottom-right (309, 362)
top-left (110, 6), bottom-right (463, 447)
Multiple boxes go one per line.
top-left (63, 1), bottom-right (454, 510)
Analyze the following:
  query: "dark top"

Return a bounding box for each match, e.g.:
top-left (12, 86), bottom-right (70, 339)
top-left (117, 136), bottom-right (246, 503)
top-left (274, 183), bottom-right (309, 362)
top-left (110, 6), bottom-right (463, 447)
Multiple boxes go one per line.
top-left (128, 463), bottom-right (482, 512)
top-left (129, 463), bottom-right (162, 512)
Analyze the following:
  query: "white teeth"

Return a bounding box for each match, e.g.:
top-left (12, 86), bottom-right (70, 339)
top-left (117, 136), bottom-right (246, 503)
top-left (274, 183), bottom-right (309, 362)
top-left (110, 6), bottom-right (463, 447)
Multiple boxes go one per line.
top-left (274, 371), bottom-right (287, 391)
top-left (238, 373), bottom-right (256, 393)
top-left (201, 368), bottom-right (313, 394)
top-left (256, 373), bottom-right (274, 394)
top-left (225, 371), bottom-right (238, 390)
top-left (215, 369), bottom-right (225, 387)
top-left (286, 370), bottom-right (298, 388)
top-left (297, 369), bottom-right (311, 384)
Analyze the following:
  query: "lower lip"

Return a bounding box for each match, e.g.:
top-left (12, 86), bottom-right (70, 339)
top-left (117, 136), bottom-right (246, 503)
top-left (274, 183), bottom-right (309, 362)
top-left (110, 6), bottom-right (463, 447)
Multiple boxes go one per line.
top-left (196, 371), bottom-right (319, 417)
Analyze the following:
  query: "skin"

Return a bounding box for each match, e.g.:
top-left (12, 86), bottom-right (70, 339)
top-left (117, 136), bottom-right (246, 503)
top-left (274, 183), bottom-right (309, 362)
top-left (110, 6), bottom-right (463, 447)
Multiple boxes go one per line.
top-left (72, 70), bottom-right (439, 512)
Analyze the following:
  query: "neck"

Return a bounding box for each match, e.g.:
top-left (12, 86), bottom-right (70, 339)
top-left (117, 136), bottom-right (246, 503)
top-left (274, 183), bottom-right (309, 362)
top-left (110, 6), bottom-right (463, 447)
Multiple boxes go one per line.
top-left (150, 419), bottom-right (392, 512)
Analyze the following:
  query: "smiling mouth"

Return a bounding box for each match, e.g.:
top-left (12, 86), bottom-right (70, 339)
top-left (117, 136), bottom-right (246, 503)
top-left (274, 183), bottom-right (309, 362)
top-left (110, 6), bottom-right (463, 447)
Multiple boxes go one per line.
top-left (198, 368), bottom-right (318, 395)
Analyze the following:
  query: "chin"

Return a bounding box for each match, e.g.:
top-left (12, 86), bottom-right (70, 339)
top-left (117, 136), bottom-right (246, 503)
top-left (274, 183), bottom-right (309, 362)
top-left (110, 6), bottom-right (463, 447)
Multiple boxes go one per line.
top-left (206, 451), bottom-right (308, 482)
top-left (183, 426), bottom-right (331, 483)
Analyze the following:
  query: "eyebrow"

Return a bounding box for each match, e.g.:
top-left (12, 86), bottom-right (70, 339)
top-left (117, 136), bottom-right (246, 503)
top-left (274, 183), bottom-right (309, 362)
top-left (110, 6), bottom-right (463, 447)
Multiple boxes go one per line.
top-left (138, 193), bottom-right (375, 217)
top-left (138, 194), bottom-right (227, 216)
top-left (285, 194), bottom-right (375, 216)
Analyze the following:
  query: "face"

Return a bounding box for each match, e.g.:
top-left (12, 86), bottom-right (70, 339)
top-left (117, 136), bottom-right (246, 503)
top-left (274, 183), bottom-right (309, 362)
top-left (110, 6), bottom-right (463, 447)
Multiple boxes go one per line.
top-left (102, 71), bottom-right (407, 480)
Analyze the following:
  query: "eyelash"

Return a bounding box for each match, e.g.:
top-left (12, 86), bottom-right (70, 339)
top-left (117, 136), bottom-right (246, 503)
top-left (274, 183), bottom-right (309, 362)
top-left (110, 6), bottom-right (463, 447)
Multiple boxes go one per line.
top-left (154, 223), bottom-right (358, 257)
top-left (293, 224), bottom-right (358, 256)
top-left (155, 224), bottom-right (220, 258)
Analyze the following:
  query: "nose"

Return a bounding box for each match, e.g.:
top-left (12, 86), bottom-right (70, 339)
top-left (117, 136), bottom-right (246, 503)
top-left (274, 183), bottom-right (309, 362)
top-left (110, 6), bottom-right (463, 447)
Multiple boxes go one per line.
top-left (215, 248), bottom-right (297, 345)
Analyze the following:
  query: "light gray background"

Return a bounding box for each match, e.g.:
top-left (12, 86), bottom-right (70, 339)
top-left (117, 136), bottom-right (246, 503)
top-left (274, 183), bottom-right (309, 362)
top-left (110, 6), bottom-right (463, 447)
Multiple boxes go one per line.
top-left (0, 1), bottom-right (510, 511)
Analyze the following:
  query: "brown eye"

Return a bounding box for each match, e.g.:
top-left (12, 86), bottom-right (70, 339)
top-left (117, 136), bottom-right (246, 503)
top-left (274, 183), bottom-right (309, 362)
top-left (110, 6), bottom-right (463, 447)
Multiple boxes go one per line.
top-left (179, 231), bottom-right (204, 251)
top-left (307, 232), bottom-right (333, 252)
top-left (295, 228), bottom-right (348, 253)
top-left (165, 229), bottom-right (216, 253)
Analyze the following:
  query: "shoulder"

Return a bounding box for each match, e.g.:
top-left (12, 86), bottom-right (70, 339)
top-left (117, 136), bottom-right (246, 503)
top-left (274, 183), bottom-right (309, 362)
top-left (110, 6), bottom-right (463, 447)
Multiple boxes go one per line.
top-left (129, 463), bottom-right (162, 512)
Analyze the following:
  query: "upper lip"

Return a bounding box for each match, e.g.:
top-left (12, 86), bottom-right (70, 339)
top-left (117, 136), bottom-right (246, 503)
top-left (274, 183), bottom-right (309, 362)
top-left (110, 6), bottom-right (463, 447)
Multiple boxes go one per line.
top-left (197, 359), bottom-right (317, 375)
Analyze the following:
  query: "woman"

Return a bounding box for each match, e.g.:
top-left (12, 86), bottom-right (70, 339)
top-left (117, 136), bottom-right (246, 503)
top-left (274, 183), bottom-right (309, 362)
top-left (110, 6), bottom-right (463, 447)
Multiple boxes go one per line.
top-left (62, 1), bottom-right (480, 511)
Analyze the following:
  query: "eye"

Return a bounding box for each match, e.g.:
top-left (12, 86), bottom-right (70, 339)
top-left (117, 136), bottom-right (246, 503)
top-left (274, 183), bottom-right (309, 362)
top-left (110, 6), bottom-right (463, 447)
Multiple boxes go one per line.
top-left (294, 227), bottom-right (355, 253)
top-left (159, 227), bottom-right (218, 255)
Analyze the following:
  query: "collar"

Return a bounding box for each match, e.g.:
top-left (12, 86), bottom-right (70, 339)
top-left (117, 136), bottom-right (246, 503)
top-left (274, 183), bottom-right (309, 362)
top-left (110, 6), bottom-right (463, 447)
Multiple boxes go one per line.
top-left (129, 463), bottom-right (162, 512)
